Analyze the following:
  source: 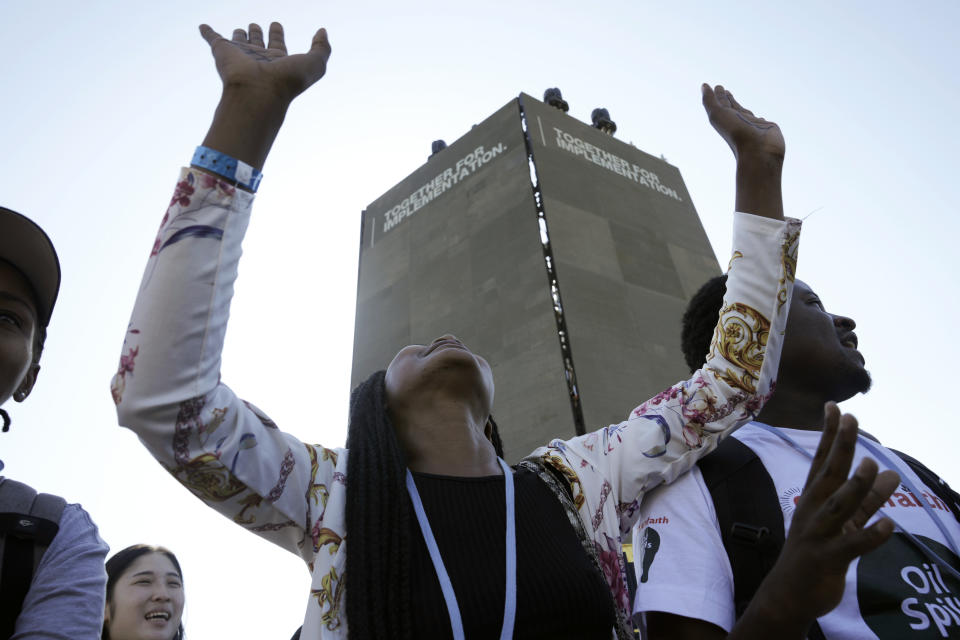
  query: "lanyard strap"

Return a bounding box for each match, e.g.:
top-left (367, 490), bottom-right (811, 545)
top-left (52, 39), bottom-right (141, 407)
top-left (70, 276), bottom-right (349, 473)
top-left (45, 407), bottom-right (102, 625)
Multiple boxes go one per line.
top-left (405, 457), bottom-right (516, 640)
top-left (754, 423), bottom-right (960, 581)
top-left (855, 437), bottom-right (960, 558)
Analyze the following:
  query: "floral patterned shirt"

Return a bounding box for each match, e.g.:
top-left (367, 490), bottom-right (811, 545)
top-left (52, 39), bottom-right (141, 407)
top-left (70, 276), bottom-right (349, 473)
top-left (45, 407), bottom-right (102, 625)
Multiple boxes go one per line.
top-left (113, 167), bottom-right (800, 639)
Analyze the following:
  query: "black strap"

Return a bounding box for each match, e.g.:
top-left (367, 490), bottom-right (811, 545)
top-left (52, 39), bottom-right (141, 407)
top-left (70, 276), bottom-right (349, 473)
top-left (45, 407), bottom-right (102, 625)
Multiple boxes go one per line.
top-left (699, 437), bottom-right (826, 640)
top-left (0, 479), bottom-right (64, 640)
top-left (700, 438), bottom-right (785, 617)
top-left (0, 513), bottom-right (61, 640)
top-left (0, 536), bottom-right (33, 639)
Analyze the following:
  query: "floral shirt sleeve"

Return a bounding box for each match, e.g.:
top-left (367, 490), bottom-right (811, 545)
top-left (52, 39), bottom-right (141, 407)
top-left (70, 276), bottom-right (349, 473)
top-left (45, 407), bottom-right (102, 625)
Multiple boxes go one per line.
top-left (112, 168), bottom-right (347, 580)
top-left (526, 211), bottom-right (800, 623)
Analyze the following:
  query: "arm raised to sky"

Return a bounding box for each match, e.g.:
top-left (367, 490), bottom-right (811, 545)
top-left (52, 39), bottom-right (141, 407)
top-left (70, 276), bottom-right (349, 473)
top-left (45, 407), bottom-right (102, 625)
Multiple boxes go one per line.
top-left (525, 85), bottom-right (799, 624)
top-left (112, 23), bottom-right (343, 577)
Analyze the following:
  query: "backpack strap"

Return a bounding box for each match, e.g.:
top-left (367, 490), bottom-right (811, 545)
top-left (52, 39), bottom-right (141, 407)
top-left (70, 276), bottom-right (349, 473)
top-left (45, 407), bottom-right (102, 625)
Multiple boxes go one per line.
top-left (0, 478), bottom-right (66, 640)
top-left (890, 449), bottom-right (960, 525)
top-left (698, 438), bottom-right (826, 640)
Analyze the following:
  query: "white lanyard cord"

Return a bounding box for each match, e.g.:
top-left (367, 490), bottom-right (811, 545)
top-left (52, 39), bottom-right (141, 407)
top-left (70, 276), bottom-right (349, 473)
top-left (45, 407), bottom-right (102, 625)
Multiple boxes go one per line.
top-left (405, 457), bottom-right (517, 640)
top-left (754, 424), bottom-right (960, 582)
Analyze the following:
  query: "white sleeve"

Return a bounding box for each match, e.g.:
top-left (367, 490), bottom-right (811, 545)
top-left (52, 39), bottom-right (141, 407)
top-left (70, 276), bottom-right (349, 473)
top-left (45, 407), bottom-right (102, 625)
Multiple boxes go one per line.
top-left (528, 212), bottom-right (801, 534)
top-left (632, 466), bottom-right (736, 633)
top-left (113, 169), bottom-right (345, 565)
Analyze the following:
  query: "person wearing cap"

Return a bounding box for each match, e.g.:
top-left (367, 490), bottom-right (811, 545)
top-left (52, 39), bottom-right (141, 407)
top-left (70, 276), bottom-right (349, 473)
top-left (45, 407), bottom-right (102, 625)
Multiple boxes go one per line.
top-left (0, 206), bottom-right (109, 639)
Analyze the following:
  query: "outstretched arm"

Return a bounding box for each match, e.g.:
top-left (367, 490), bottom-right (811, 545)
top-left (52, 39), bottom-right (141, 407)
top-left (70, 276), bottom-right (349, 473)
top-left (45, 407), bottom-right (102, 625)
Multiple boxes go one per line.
top-left (702, 84), bottom-right (784, 221)
top-left (113, 23), bottom-right (340, 566)
top-left (527, 85), bottom-right (801, 626)
top-left (646, 404), bottom-right (899, 639)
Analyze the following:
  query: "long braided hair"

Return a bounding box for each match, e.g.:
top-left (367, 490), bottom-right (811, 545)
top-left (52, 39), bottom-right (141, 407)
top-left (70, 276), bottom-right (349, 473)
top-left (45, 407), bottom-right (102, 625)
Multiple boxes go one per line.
top-left (344, 370), bottom-right (504, 639)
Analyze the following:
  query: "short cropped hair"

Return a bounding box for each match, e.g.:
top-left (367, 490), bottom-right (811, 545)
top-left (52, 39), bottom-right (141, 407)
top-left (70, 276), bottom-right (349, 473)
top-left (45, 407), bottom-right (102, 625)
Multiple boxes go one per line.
top-left (680, 274), bottom-right (727, 374)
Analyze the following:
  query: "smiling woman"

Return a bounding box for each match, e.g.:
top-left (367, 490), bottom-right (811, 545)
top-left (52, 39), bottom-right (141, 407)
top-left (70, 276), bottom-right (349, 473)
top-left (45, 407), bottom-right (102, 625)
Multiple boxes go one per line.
top-left (102, 545), bottom-right (185, 640)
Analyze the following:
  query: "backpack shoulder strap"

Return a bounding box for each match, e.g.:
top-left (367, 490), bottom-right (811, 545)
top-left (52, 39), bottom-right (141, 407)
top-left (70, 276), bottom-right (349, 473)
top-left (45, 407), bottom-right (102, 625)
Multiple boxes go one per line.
top-left (698, 437), bottom-right (785, 619)
top-left (0, 478), bottom-right (66, 640)
top-left (890, 449), bottom-right (960, 524)
top-left (698, 438), bottom-right (827, 640)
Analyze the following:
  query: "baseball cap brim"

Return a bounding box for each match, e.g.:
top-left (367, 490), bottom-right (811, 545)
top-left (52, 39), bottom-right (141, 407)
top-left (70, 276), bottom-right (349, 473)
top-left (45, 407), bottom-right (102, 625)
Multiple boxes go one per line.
top-left (0, 207), bottom-right (61, 327)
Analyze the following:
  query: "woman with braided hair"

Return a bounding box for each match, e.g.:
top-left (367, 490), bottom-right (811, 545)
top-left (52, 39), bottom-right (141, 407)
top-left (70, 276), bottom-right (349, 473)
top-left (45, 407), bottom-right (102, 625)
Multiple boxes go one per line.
top-left (114, 19), bottom-right (895, 640)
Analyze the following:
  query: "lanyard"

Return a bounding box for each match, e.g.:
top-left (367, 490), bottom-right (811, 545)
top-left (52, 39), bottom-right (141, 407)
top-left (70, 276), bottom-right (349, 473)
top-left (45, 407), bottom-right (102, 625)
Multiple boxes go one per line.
top-left (405, 457), bottom-right (516, 640)
top-left (754, 423), bottom-right (960, 582)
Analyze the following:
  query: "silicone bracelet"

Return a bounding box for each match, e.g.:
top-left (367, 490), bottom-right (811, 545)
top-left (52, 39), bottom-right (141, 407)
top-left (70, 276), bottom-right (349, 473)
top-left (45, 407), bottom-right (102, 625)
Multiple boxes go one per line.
top-left (191, 146), bottom-right (263, 192)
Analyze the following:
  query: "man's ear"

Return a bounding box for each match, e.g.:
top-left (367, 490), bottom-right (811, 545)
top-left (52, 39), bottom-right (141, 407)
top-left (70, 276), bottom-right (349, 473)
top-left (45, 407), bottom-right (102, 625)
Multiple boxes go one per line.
top-left (14, 363), bottom-right (39, 402)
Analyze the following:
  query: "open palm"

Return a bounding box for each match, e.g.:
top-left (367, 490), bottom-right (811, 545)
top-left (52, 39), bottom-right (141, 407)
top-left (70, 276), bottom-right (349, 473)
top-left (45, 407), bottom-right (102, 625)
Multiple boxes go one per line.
top-left (200, 22), bottom-right (331, 104)
top-left (702, 84), bottom-right (785, 162)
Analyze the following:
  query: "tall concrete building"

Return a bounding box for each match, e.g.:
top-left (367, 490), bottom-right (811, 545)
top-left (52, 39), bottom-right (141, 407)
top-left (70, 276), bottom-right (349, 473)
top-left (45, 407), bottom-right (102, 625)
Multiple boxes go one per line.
top-left (351, 93), bottom-right (721, 462)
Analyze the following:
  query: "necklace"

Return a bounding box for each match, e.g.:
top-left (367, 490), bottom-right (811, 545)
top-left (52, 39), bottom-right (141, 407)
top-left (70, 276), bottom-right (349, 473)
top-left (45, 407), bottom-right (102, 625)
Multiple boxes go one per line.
top-left (405, 457), bottom-right (516, 640)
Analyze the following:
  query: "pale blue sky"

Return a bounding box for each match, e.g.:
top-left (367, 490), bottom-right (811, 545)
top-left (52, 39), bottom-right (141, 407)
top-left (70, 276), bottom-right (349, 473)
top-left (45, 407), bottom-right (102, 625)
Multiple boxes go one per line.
top-left (1, 2), bottom-right (958, 637)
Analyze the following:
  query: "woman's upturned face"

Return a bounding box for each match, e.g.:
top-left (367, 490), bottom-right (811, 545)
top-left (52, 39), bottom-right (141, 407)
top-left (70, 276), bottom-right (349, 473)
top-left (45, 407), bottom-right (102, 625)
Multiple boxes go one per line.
top-left (105, 552), bottom-right (184, 640)
top-left (385, 334), bottom-right (495, 421)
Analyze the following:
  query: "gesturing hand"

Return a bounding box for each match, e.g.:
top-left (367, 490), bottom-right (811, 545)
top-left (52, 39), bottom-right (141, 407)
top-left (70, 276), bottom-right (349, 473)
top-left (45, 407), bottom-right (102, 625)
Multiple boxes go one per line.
top-left (197, 22), bottom-right (331, 170)
top-left (702, 84), bottom-right (785, 163)
top-left (200, 22), bottom-right (331, 106)
top-left (755, 403), bottom-right (899, 634)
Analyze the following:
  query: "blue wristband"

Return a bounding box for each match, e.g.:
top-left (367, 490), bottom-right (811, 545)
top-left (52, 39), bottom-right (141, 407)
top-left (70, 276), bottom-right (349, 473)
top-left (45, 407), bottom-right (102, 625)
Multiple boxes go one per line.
top-left (191, 146), bottom-right (263, 192)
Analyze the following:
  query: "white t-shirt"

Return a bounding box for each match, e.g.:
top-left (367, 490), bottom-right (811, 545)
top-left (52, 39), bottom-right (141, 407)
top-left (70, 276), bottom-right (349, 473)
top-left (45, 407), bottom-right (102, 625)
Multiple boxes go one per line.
top-left (631, 422), bottom-right (960, 639)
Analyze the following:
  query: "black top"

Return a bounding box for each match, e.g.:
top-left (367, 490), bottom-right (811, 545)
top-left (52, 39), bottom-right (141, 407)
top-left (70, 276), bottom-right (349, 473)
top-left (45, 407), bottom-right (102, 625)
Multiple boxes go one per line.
top-left (408, 466), bottom-right (616, 639)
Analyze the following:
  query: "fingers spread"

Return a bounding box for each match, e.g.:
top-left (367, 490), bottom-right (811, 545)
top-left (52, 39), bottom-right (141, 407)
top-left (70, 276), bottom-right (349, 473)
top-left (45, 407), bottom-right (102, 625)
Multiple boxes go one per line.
top-left (248, 23), bottom-right (265, 48)
top-left (305, 27), bottom-right (332, 77)
top-left (839, 517), bottom-right (895, 560)
top-left (816, 457), bottom-right (878, 534)
top-left (848, 469), bottom-right (900, 530)
top-left (199, 24), bottom-right (224, 46)
top-left (268, 22), bottom-right (287, 52)
top-left (232, 28), bottom-right (248, 43)
top-left (805, 401), bottom-right (841, 488)
top-left (807, 412), bottom-right (859, 507)
top-left (312, 27), bottom-right (332, 55)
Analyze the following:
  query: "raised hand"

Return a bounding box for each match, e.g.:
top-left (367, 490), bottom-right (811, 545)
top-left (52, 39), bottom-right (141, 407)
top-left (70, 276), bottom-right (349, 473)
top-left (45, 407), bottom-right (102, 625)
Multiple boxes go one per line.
top-left (702, 84), bottom-right (785, 163)
top-left (200, 22), bottom-right (331, 106)
top-left (702, 83), bottom-right (784, 220)
top-left (198, 21), bottom-right (331, 171)
top-left (738, 403), bottom-right (899, 638)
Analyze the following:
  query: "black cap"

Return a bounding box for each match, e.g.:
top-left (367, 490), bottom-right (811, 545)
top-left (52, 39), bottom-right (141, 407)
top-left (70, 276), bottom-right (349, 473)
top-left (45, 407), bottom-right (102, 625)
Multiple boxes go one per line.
top-left (0, 207), bottom-right (61, 327)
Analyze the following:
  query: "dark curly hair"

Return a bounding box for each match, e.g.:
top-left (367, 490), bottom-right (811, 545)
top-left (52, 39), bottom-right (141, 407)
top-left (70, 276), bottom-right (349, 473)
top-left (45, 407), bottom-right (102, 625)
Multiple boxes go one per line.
top-left (345, 370), bottom-right (504, 639)
top-left (680, 274), bottom-right (727, 373)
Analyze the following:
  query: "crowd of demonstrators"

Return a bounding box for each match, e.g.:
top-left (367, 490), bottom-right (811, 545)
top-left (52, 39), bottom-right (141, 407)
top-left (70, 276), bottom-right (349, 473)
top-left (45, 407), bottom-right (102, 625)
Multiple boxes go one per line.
top-left (103, 545), bottom-right (186, 640)
top-left (106, 18), bottom-right (908, 640)
top-left (0, 14), bottom-right (930, 640)
top-left (0, 207), bottom-right (110, 639)
top-left (632, 275), bottom-right (960, 635)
